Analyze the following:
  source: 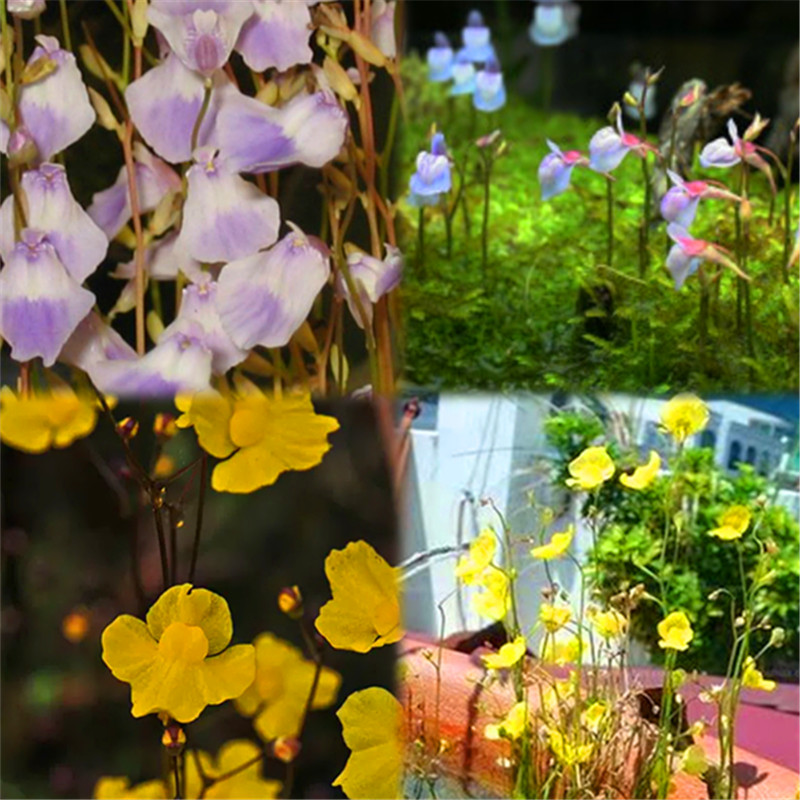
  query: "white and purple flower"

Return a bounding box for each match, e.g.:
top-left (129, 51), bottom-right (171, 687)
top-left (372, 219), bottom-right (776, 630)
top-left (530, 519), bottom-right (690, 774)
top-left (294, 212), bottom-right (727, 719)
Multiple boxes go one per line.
top-left (427, 33), bottom-right (454, 83)
top-left (699, 118), bottom-right (775, 191)
top-left (459, 10), bottom-right (495, 64)
top-left (408, 132), bottom-right (451, 206)
top-left (529, 1), bottom-right (579, 47)
top-left (340, 244), bottom-right (403, 328)
top-left (660, 169), bottom-right (740, 228)
top-left (449, 52), bottom-right (477, 96)
top-left (588, 109), bottom-right (652, 173)
top-left (473, 58), bottom-right (506, 113)
top-left (538, 140), bottom-right (588, 200)
top-left (236, 0), bottom-right (314, 73)
top-left (665, 223), bottom-right (743, 290)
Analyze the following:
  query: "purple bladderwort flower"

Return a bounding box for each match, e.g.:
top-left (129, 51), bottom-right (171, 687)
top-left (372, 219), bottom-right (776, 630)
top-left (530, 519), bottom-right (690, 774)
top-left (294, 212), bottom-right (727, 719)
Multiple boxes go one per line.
top-left (371, 0), bottom-right (397, 59)
top-left (699, 117), bottom-right (776, 191)
top-left (148, 0), bottom-right (252, 77)
top-left (588, 109), bottom-right (652, 173)
top-left (538, 140), bottom-right (588, 200)
top-left (216, 226), bottom-right (331, 350)
top-left (665, 223), bottom-right (743, 290)
top-left (660, 169), bottom-right (740, 228)
top-left (339, 244), bottom-right (403, 329)
top-left (473, 58), bottom-right (506, 113)
top-left (125, 53), bottom-right (239, 164)
top-left (88, 144), bottom-right (182, 240)
top-left (216, 88), bottom-right (348, 173)
top-left (0, 229), bottom-right (94, 366)
top-left (0, 35), bottom-right (94, 162)
top-left (427, 33), bottom-right (454, 83)
top-left (449, 52), bottom-right (477, 96)
top-left (0, 163), bottom-right (107, 282)
top-left (235, 0), bottom-right (313, 72)
top-left (60, 311), bottom-right (138, 382)
top-left (459, 10), bottom-right (495, 64)
top-left (8, 0), bottom-right (46, 20)
top-left (408, 131), bottom-right (451, 207)
top-left (529, 1), bottom-right (579, 47)
top-left (178, 146), bottom-right (280, 264)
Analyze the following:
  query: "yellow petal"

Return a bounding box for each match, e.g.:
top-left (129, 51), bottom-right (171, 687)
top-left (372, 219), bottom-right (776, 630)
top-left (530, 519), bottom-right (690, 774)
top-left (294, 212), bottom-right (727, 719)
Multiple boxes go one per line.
top-left (145, 584), bottom-right (233, 655)
top-left (333, 687), bottom-right (403, 800)
top-left (454, 528), bottom-right (496, 585)
top-left (176, 390), bottom-right (236, 458)
top-left (93, 777), bottom-right (168, 799)
top-left (101, 615), bottom-right (159, 683)
top-left (199, 644), bottom-right (257, 707)
top-left (660, 394), bottom-right (709, 442)
top-left (531, 527), bottom-right (574, 560)
top-left (620, 450), bottom-right (661, 490)
top-left (471, 569), bottom-right (510, 621)
top-left (315, 541), bottom-right (403, 653)
top-left (566, 446), bottom-right (614, 490)
top-left (482, 635), bottom-right (526, 670)
top-left (207, 739), bottom-right (282, 799)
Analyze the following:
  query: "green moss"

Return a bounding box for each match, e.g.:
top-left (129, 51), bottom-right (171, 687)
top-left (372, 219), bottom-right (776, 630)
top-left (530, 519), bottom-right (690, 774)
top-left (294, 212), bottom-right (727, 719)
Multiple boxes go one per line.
top-left (397, 56), bottom-right (799, 391)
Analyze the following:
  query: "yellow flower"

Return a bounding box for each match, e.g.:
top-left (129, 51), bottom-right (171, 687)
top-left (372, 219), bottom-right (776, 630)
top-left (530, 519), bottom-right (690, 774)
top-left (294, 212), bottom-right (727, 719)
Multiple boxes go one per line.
top-left (681, 743), bottom-right (710, 777)
top-left (582, 701), bottom-right (608, 733)
top-left (471, 568), bottom-right (511, 621)
top-left (548, 729), bottom-right (593, 766)
top-left (182, 739), bottom-right (281, 799)
top-left (0, 385), bottom-right (98, 453)
top-left (235, 632), bottom-right (341, 740)
top-left (619, 450), bottom-right (661, 490)
top-left (485, 700), bottom-right (528, 741)
top-left (591, 608), bottom-right (628, 640)
top-left (315, 541), bottom-right (403, 653)
top-left (93, 777), bottom-right (167, 799)
top-left (175, 385), bottom-right (339, 493)
top-left (565, 446), bottom-right (614, 490)
top-left (541, 634), bottom-right (581, 666)
top-left (708, 505), bottom-right (751, 541)
top-left (531, 526), bottom-right (573, 560)
top-left (657, 611), bottom-right (694, 651)
top-left (660, 394), bottom-right (709, 443)
top-left (333, 687), bottom-right (403, 799)
top-left (742, 657), bottom-right (776, 692)
top-left (542, 675), bottom-right (576, 709)
top-left (539, 603), bottom-right (572, 633)
top-left (455, 528), bottom-right (496, 585)
top-left (101, 584), bottom-right (255, 723)
top-left (482, 635), bottom-right (526, 670)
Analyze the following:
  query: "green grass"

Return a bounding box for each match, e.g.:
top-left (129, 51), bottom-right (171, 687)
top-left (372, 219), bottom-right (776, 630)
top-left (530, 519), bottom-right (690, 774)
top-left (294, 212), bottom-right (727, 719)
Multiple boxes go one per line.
top-left (397, 56), bottom-right (799, 392)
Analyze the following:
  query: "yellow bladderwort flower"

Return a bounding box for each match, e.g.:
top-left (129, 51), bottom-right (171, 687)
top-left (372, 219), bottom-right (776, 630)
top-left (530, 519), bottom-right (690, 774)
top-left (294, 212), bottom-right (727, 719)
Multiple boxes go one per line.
top-left (175, 382), bottom-right (339, 493)
top-left (541, 634), bottom-right (581, 666)
top-left (93, 777), bottom-right (167, 799)
top-left (542, 675), bottom-right (576, 709)
top-left (181, 739), bottom-right (282, 799)
top-left (531, 525), bottom-right (574, 560)
top-left (333, 687), bottom-right (403, 799)
top-left (0, 384), bottom-right (99, 453)
top-left (101, 584), bottom-right (255, 723)
top-left (485, 700), bottom-right (528, 741)
top-left (482, 634), bottom-right (526, 670)
top-left (590, 608), bottom-right (628, 640)
top-left (471, 568), bottom-right (511, 621)
top-left (582, 701), bottom-right (608, 733)
top-left (619, 450), bottom-right (661, 490)
top-left (657, 611), bottom-right (694, 651)
top-left (681, 744), bottom-right (710, 777)
top-left (548, 729), bottom-right (593, 765)
top-left (235, 633), bottom-right (341, 740)
top-left (315, 541), bottom-right (403, 653)
top-left (565, 446), bottom-right (614, 490)
top-left (454, 528), bottom-right (496, 584)
top-left (660, 394), bottom-right (709, 443)
top-left (539, 603), bottom-right (572, 633)
top-left (708, 505), bottom-right (752, 541)
top-left (741, 657), bottom-right (776, 692)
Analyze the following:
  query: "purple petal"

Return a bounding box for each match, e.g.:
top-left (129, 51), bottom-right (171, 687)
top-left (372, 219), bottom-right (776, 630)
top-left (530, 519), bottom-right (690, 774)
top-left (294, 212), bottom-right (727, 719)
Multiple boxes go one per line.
top-left (588, 126), bottom-right (628, 172)
top-left (17, 36), bottom-right (95, 159)
top-left (473, 70), bottom-right (506, 112)
top-left (216, 227), bottom-right (330, 349)
top-left (530, 5), bottom-right (570, 46)
top-left (699, 137), bottom-right (740, 169)
top-left (371, 0), bottom-right (397, 59)
top-left (666, 245), bottom-right (701, 290)
top-left (236, 0), bottom-right (313, 72)
top-left (660, 187), bottom-right (700, 228)
top-left (409, 152), bottom-right (451, 197)
top-left (0, 163), bottom-right (107, 282)
top-left (0, 229), bottom-right (94, 366)
top-left (59, 311), bottom-right (138, 377)
top-left (460, 24), bottom-right (493, 62)
top-left (112, 231), bottom-right (206, 283)
top-left (427, 46), bottom-right (454, 82)
top-left (538, 152), bottom-right (575, 200)
top-left (340, 245), bottom-right (402, 328)
top-left (179, 149), bottom-right (280, 263)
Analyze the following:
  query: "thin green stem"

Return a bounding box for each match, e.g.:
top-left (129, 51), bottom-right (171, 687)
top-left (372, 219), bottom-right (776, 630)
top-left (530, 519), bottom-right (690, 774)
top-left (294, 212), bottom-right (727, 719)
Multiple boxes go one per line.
top-left (187, 454), bottom-right (207, 584)
top-left (481, 154), bottom-right (492, 284)
top-left (782, 135), bottom-right (795, 282)
top-left (190, 82), bottom-right (213, 154)
top-left (58, 0), bottom-right (72, 50)
top-left (605, 176), bottom-right (614, 267)
top-left (416, 206), bottom-right (425, 275)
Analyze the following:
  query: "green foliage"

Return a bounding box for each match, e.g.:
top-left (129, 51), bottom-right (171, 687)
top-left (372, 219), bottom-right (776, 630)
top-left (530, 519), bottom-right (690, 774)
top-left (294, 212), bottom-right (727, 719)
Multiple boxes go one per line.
top-left (398, 56), bottom-right (799, 392)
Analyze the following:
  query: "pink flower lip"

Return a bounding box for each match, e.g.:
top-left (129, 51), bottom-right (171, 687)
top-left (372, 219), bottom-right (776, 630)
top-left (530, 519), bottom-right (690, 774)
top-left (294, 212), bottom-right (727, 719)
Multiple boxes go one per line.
top-left (683, 180), bottom-right (709, 197)
top-left (563, 150), bottom-right (584, 164)
top-left (620, 132), bottom-right (641, 148)
top-left (677, 236), bottom-right (708, 256)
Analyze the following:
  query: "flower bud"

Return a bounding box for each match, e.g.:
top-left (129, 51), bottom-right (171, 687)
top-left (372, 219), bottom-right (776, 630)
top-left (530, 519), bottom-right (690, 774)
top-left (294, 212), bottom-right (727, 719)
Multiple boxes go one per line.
top-left (277, 586), bottom-right (303, 619)
top-left (765, 538), bottom-right (779, 555)
top-left (607, 101), bottom-right (622, 124)
top-left (323, 56), bottom-right (359, 104)
top-left (8, 0), bottom-right (46, 20)
top-left (21, 54), bottom-right (57, 86)
top-left (131, 0), bottom-right (149, 47)
top-left (679, 83), bottom-right (704, 108)
top-left (623, 92), bottom-right (639, 108)
top-left (273, 737), bottom-right (301, 764)
top-left (161, 724), bottom-right (186, 755)
top-left (744, 112), bottom-right (770, 142)
top-left (153, 413), bottom-right (178, 440)
top-left (8, 126), bottom-right (38, 165)
top-left (646, 66), bottom-right (665, 86)
top-left (739, 198), bottom-right (752, 222)
top-left (768, 627), bottom-right (786, 648)
top-left (88, 87), bottom-right (120, 133)
top-left (154, 455), bottom-right (175, 479)
top-left (117, 417), bottom-right (140, 441)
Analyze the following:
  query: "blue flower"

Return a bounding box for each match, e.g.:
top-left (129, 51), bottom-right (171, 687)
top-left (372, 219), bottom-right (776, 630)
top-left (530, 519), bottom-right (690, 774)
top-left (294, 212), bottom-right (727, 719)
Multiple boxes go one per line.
top-left (427, 33), bottom-right (454, 82)
top-left (408, 132), bottom-right (451, 206)
top-left (449, 52), bottom-right (477, 96)
top-left (538, 140), bottom-right (588, 200)
top-left (473, 59), bottom-right (506, 113)
top-left (460, 10), bottom-right (495, 63)
top-left (529, 2), bottom-right (579, 47)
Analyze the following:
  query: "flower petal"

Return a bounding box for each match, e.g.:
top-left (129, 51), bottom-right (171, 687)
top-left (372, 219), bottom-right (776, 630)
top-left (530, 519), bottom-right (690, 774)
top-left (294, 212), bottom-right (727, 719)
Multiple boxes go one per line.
top-left (236, 0), bottom-right (313, 72)
top-left (176, 389), bottom-right (236, 458)
top-left (101, 614), bottom-right (159, 682)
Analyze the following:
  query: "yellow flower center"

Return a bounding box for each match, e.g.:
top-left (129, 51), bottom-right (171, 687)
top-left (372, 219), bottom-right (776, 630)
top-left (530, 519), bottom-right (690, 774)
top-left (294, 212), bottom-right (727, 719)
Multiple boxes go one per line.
top-left (158, 622), bottom-right (209, 664)
top-left (229, 407), bottom-right (268, 448)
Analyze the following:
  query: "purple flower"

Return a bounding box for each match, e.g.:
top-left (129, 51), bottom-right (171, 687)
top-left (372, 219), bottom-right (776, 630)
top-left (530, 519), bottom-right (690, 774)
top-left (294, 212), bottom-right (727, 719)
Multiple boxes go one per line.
top-left (665, 223), bottom-right (742, 289)
top-left (8, 35), bottom-right (94, 161)
top-left (8, 0), bottom-right (46, 19)
top-left (699, 118), bottom-right (775, 190)
top-left (371, 0), bottom-right (397, 59)
top-left (473, 58), bottom-right (506, 112)
top-left (60, 311), bottom-right (138, 380)
top-left (148, 0), bottom-right (252, 76)
top-left (408, 132), bottom-right (451, 205)
top-left (340, 244), bottom-right (403, 328)
top-left (460, 10), bottom-right (494, 63)
top-left (125, 54), bottom-right (239, 164)
top-left (588, 109), bottom-right (650, 173)
top-left (538, 140), bottom-right (588, 200)
top-left (427, 33), bottom-right (454, 83)
top-left (449, 53), bottom-right (476, 96)
top-left (216, 226), bottom-right (330, 349)
top-left (0, 229), bottom-right (94, 366)
top-left (0, 163), bottom-right (107, 282)
top-left (178, 147), bottom-right (280, 263)
top-left (236, 0), bottom-right (313, 72)
top-left (529, 2), bottom-right (579, 46)
top-left (217, 89), bottom-right (348, 173)
top-left (660, 169), bottom-right (740, 228)
top-left (88, 144), bottom-right (182, 239)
